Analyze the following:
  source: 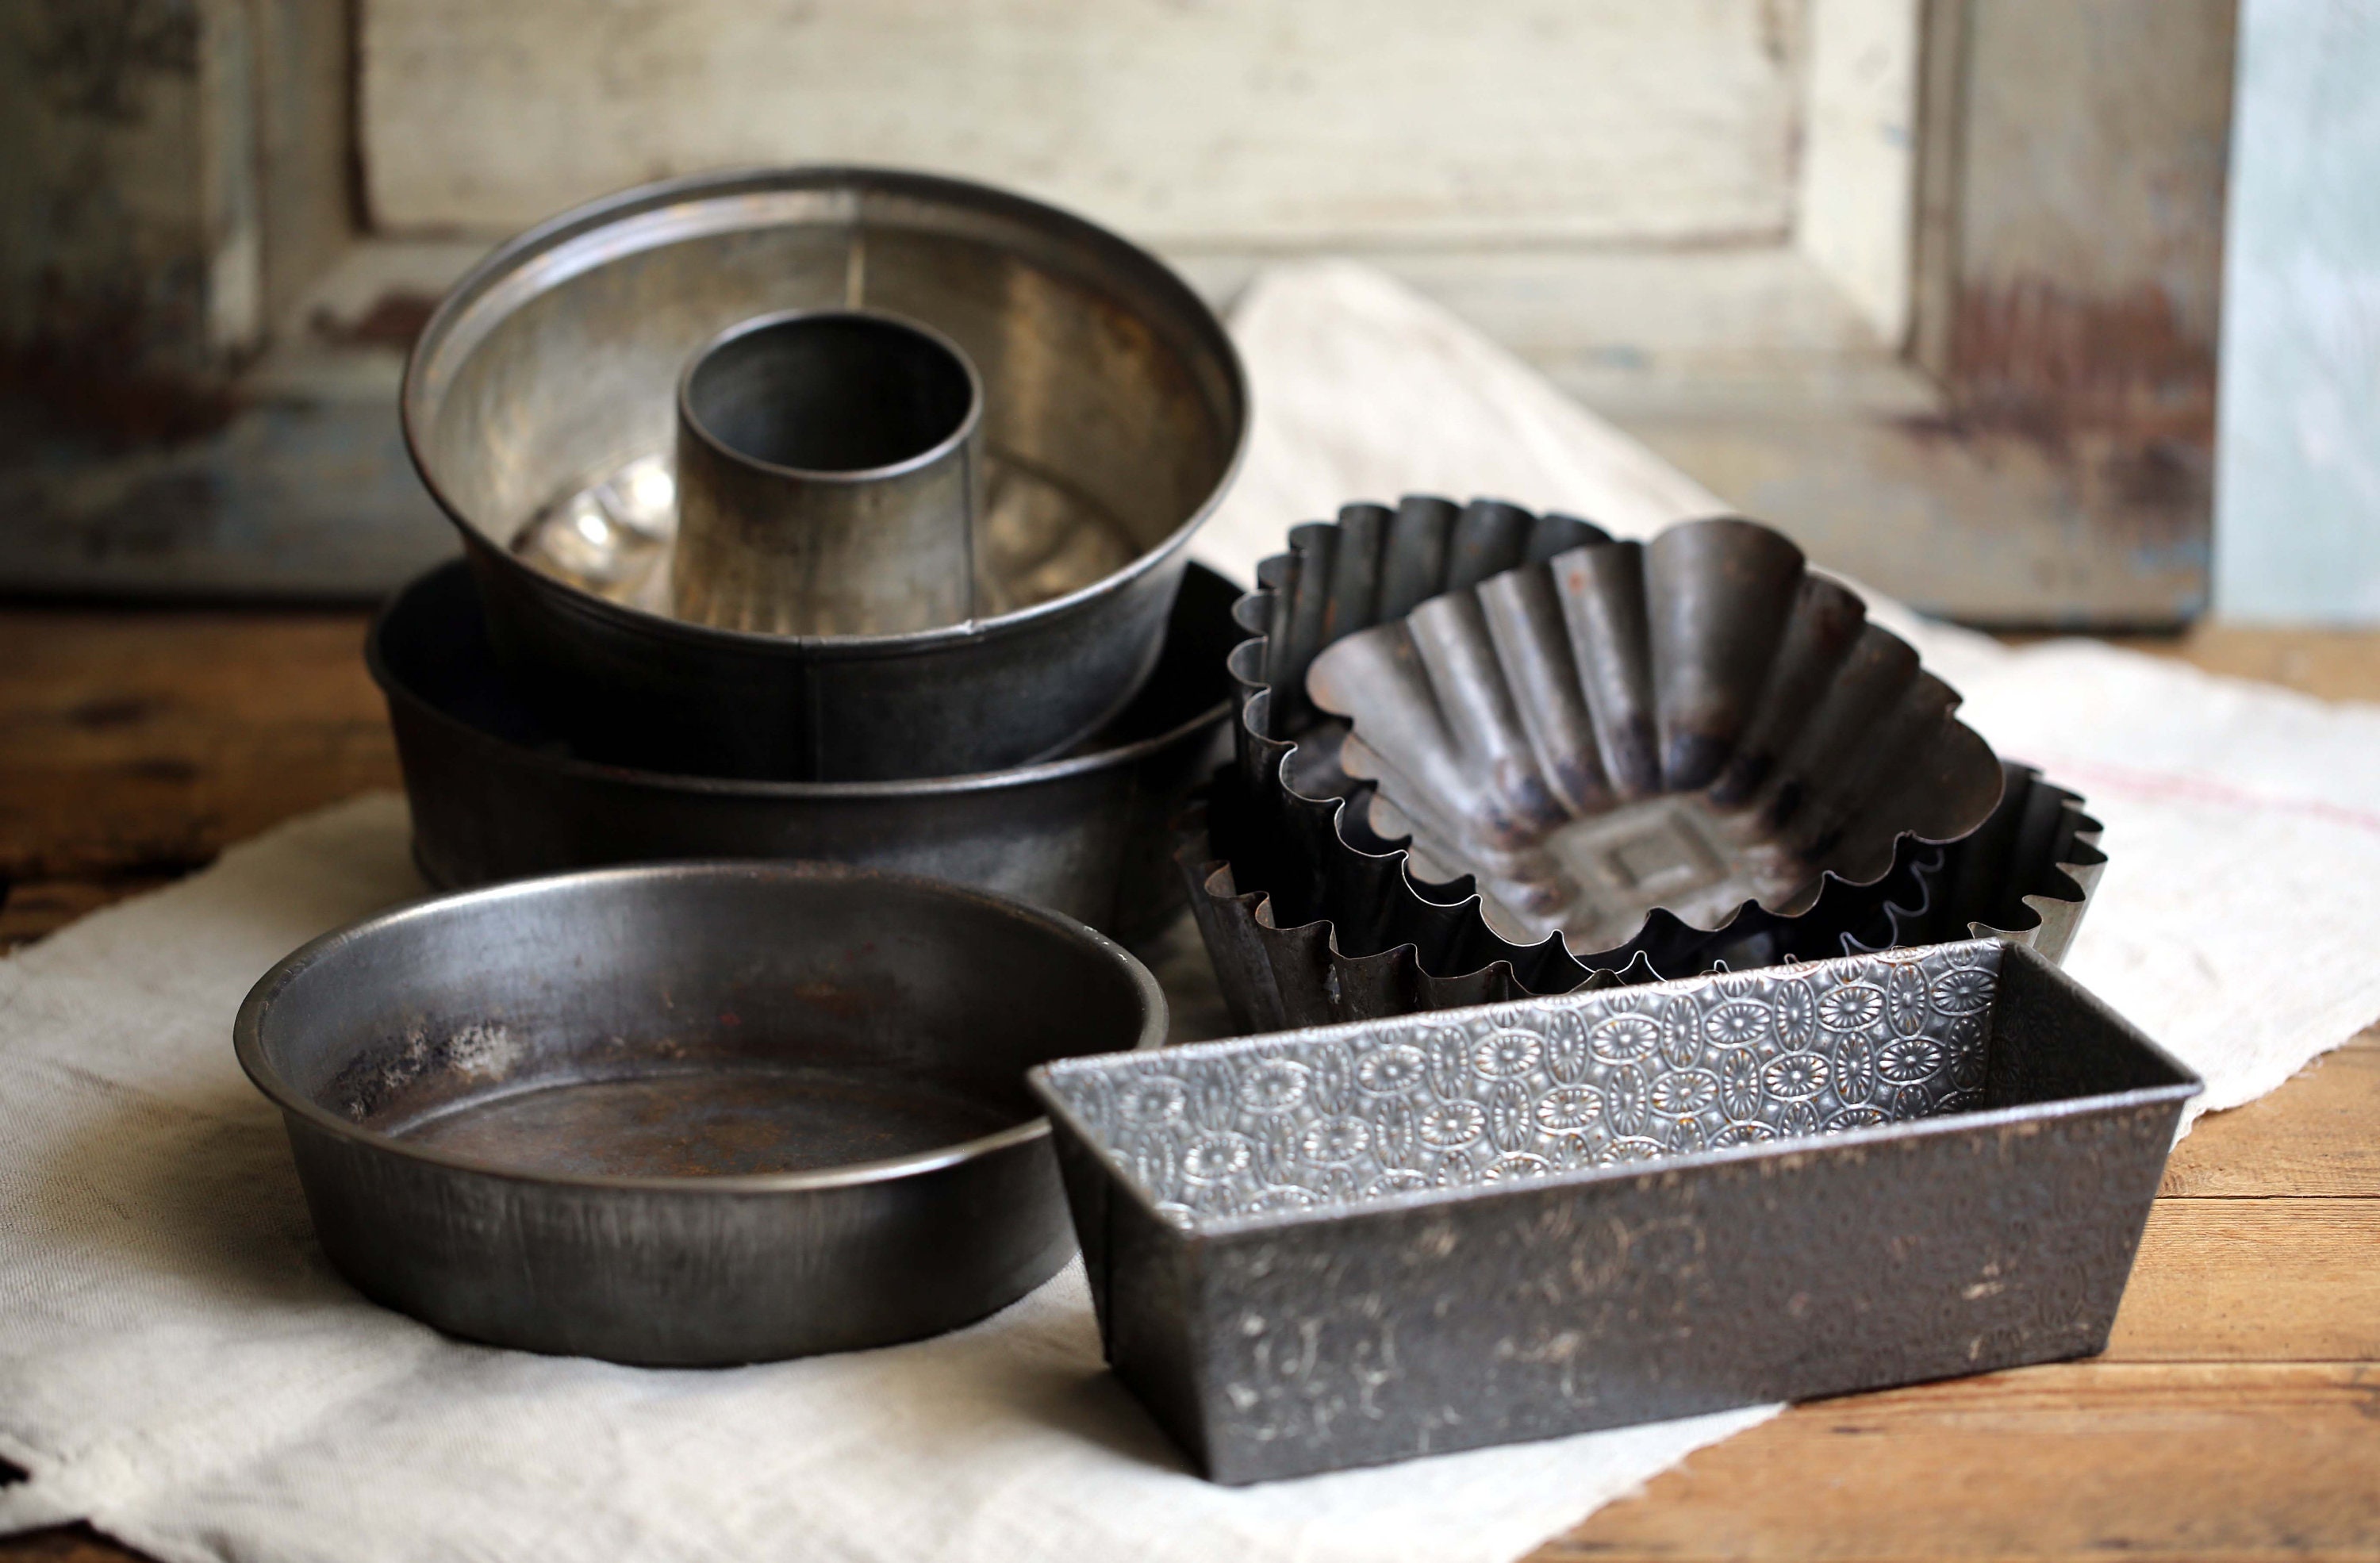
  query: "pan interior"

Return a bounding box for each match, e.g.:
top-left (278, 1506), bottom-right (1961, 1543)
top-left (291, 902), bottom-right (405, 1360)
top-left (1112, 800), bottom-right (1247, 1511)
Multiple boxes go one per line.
top-left (1042, 944), bottom-right (2021, 1229)
top-left (413, 176), bottom-right (1242, 626)
top-left (251, 869), bottom-right (1154, 1182)
top-left (685, 311), bottom-right (975, 474)
top-left (1377, 785), bottom-right (1806, 951)
top-left (380, 1063), bottom-right (1019, 1179)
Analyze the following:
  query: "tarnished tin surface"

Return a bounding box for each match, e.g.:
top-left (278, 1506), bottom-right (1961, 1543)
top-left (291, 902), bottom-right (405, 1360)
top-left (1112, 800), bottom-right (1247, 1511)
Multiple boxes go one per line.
top-left (1181, 497), bottom-right (2101, 1031)
top-left (669, 308), bottom-right (986, 636)
top-left (237, 862), bottom-right (1167, 1366)
top-left (403, 166), bottom-right (1248, 781)
top-left (1030, 939), bottom-right (2201, 1483)
top-left (370, 559), bottom-right (1238, 939)
top-left (514, 428), bottom-right (1139, 627)
top-left (1305, 517), bottom-right (2002, 946)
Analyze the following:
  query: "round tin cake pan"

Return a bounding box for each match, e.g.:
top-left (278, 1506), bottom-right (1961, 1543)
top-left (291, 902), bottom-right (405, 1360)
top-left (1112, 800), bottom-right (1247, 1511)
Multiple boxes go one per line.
top-left (368, 559), bottom-right (1239, 940)
top-left (401, 165), bottom-right (1248, 782)
top-left (236, 862), bottom-right (1167, 1365)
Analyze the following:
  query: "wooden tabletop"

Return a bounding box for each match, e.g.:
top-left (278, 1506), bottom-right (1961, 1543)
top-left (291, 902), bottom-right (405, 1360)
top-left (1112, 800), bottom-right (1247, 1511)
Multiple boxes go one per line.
top-left (2, 603), bottom-right (2374, 1561)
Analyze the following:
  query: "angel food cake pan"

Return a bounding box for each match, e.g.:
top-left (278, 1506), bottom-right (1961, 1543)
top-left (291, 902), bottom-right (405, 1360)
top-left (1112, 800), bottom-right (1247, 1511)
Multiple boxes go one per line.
top-left (1028, 939), bottom-right (2198, 1483)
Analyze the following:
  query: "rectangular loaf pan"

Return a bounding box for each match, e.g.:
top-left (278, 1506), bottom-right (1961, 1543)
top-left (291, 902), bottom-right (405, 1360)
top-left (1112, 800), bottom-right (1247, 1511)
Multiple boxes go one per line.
top-left (1028, 939), bottom-right (2200, 1484)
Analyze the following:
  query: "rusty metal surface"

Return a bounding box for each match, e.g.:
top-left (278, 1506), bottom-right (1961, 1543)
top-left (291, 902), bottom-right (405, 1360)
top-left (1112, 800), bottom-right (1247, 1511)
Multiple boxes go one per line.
top-left (1304, 516), bottom-right (2003, 948)
top-left (403, 167), bottom-right (1248, 781)
top-left (1030, 939), bottom-right (2201, 1483)
top-left (668, 309), bottom-right (985, 636)
top-left (235, 862), bottom-right (1168, 1366)
top-left (1181, 498), bottom-right (2102, 1031)
top-left (372, 559), bottom-right (1238, 940)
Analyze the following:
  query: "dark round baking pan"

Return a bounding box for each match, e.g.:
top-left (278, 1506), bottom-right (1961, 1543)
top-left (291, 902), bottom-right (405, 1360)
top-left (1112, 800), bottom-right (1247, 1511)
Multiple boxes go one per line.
top-left (367, 559), bottom-right (1239, 939)
top-left (236, 862), bottom-right (1167, 1365)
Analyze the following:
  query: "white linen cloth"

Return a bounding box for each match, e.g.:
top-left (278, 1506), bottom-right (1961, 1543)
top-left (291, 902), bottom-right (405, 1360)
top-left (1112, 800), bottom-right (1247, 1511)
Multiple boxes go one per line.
top-left (4, 260), bottom-right (2375, 1561)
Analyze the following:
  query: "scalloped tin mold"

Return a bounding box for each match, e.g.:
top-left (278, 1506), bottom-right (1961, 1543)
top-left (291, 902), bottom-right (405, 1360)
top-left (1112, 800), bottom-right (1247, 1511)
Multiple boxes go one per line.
top-left (1031, 939), bottom-right (2198, 1483)
top-left (1180, 497), bottom-right (2104, 1033)
top-left (1305, 517), bottom-right (2003, 947)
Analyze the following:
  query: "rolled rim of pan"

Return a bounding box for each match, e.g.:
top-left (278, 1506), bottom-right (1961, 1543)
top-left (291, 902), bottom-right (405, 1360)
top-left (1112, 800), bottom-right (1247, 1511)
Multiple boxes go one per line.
top-left (236, 860), bottom-right (1170, 1195)
top-left (364, 560), bottom-right (1242, 801)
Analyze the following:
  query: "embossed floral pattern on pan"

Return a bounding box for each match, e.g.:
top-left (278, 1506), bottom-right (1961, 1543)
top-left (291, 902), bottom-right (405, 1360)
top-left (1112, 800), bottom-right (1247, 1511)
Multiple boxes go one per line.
top-left (1041, 944), bottom-right (1998, 1228)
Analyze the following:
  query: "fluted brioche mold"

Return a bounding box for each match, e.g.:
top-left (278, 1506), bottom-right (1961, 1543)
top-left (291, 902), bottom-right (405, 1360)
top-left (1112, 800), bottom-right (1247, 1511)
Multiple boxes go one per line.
top-left (1307, 517), bottom-right (2006, 947)
top-left (1179, 496), bottom-right (2102, 1031)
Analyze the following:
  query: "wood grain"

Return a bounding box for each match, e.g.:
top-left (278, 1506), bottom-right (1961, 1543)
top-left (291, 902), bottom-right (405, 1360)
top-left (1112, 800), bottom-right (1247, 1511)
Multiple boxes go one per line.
top-left (2161, 1033), bottom-right (2380, 1197)
top-left (1541, 1364), bottom-right (2380, 1561)
top-left (0, 875), bottom-right (181, 954)
top-left (2109, 627), bottom-right (2380, 705)
top-left (360, 0), bottom-right (1802, 245)
top-left (0, 607), bottom-right (393, 884)
top-left (2106, 1197), bottom-right (2380, 1362)
top-left (0, 1529), bottom-right (129, 1563)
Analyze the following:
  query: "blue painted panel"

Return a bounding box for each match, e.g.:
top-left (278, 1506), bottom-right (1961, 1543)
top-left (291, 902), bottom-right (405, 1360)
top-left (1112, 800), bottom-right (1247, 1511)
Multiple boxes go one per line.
top-left (2213, 0), bottom-right (2380, 622)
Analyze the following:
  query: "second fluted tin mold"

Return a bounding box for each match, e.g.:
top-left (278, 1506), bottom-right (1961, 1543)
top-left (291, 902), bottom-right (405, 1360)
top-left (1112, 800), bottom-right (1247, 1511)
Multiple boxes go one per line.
top-left (1180, 497), bottom-right (2105, 1030)
top-left (1305, 516), bottom-right (2006, 949)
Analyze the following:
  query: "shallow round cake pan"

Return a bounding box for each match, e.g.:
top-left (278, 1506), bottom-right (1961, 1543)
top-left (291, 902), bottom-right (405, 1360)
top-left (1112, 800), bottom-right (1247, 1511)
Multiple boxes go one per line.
top-left (236, 862), bottom-right (1166, 1365)
top-left (367, 559), bottom-right (1238, 940)
top-left (401, 165), bottom-right (1248, 781)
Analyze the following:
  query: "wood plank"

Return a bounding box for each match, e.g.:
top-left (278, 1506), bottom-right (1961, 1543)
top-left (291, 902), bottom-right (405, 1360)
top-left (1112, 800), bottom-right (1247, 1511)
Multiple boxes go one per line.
top-left (1948, 0), bottom-right (2235, 372)
top-left (1607, 405), bottom-right (2210, 627)
top-left (0, 0), bottom-right (251, 369)
top-left (2162, 1030), bottom-right (2380, 1198)
top-left (2104, 1198), bottom-right (2380, 1363)
top-left (0, 876), bottom-right (181, 954)
top-left (0, 1527), bottom-right (134, 1563)
top-left (1541, 1363), bottom-right (2380, 1561)
top-left (360, 0), bottom-right (1805, 246)
top-left (1178, 247), bottom-right (1913, 405)
top-left (252, 0), bottom-right (355, 328)
top-left (0, 608), bottom-right (395, 881)
top-left (1798, 0), bottom-right (1920, 341)
top-left (280, 239), bottom-right (1913, 405)
top-left (1898, 0), bottom-right (2233, 628)
top-left (2114, 628), bottom-right (2380, 705)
